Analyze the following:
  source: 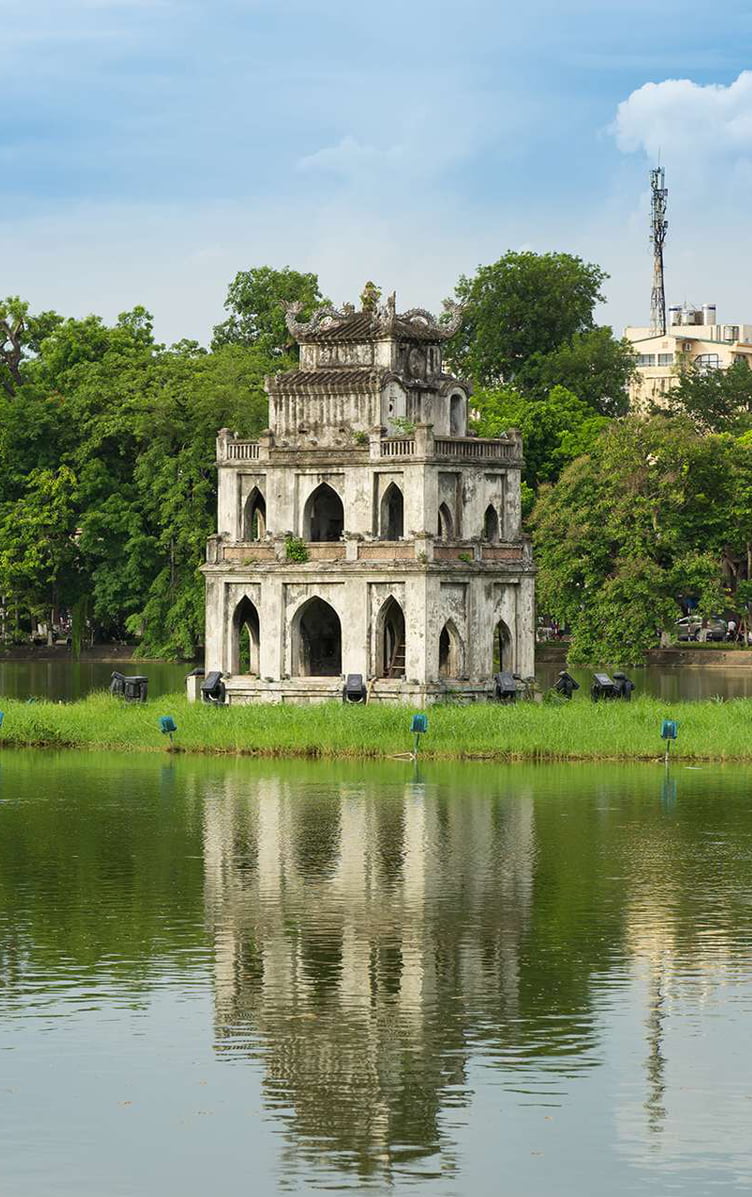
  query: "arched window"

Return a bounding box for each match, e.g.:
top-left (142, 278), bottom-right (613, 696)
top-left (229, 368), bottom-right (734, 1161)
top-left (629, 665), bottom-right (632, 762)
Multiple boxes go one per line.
top-left (483, 505), bottom-right (499, 542)
top-left (437, 502), bottom-right (454, 541)
top-left (232, 596), bottom-right (260, 675)
top-left (492, 618), bottom-right (513, 675)
top-left (438, 620), bottom-right (463, 679)
top-left (292, 597), bottom-right (342, 676)
top-left (695, 354), bottom-right (721, 373)
top-left (303, 483), bottom-right (344, 542)
top-left (376, 596), bottom-right (406, 677)
top-left (243, 488), bottom-right (266, 541)
top-left (449, 393), bottom-right (464, 437)
top-left (380, 484), bottom-right (404, 541)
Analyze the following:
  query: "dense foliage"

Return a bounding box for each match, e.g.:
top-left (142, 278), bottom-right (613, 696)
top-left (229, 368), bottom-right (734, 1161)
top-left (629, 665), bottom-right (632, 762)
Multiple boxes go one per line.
top-left (0, 299), bottom-right (290, 655)
top-left (446, 251), bottom-right (634, 417)
top-left (531, 417), bottom-right (752, 663)
top-left (666, 358), bottom-right (752, 433)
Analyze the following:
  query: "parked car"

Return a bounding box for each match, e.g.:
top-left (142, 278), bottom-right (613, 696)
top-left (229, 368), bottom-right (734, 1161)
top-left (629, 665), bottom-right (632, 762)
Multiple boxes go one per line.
top-left (702, 618), bottom-right (728, 643)
top-left (674, 616), bottom-right (727, 642)
top-left (675, 616), bottom-right (702, 641)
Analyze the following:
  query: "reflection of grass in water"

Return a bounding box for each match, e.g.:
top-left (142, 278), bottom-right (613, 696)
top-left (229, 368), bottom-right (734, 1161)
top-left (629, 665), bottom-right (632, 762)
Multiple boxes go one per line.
top-left (1, 692), bottom-right (752, 761)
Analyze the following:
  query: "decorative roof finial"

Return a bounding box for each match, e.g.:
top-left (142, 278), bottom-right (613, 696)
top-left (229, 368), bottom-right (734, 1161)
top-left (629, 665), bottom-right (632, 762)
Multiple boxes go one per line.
top-left (360, 281), bottom-right (381, 313)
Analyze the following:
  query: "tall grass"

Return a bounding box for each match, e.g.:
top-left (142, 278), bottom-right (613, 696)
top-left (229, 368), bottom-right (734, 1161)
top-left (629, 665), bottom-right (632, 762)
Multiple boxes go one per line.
top-left (1, 692), bottom-right (752, 761)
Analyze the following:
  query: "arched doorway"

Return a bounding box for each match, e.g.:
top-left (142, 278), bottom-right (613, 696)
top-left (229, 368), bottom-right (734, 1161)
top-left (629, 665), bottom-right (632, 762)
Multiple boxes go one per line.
top-left (232, 596), bottom-right (260, 675)
top-left (437, 502), bottom-right (454, 541)
top-left (303, 483), bottom-right (344, 542)
top-left (380, 484), bottom-right (404, 540)
top-left (243, 488), bottom-right (266, 541)
top-left (483, 504), bottom-right (499, 543)
top-left (438, 620), bottom-right (462, 678)
top-left (376, 596), bottom-right (406, 677)
top-left (492, 618), bottom-right (513, 674)
top-left (293, 597), bottom-right (342, 676)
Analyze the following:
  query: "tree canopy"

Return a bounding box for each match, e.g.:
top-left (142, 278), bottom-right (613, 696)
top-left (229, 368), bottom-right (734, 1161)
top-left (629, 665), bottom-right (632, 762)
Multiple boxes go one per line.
top-left (667, 358), bottom-right (752, 433)
top-left (212, 266), bottom-right (326, 355)
top-left (447, 251), bottom-right (608, 385)
top-left (531, 416), bottom-right (742, 663)
top-left (0, 291), bottom-right (286, 656)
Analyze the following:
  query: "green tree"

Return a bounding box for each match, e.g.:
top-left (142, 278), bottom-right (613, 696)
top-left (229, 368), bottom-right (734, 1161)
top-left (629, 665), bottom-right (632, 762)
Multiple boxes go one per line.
top-left (0, 466), bottom-right (81, 632)
top-left (667, 358), bottom-right (752, 433)
top-left (516, 327), bottom-right (635, 417)
top-left (447, 251), bottom-right (607, 384)
top-left (474, 384), bottom-right (608, 496)
top-left (212, 266), bottom-right (325, 355)
top-left (532, 417), bottom-right (735, 663)
top-left (0, 296), bottom-right (63, 396)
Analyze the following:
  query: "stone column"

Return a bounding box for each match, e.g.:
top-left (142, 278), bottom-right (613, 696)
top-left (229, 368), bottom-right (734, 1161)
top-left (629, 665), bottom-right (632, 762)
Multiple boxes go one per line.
top-left (260, 578), bottom-right (285, 679)
top-left (204, 577), bottom-right (225, 673)
top-left (341, 578), bottom-right (368, 679)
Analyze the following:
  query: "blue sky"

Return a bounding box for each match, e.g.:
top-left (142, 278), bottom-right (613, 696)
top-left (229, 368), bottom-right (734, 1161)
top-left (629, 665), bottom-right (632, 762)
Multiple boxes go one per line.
top-left (3, 0), bottom-right (752, 343)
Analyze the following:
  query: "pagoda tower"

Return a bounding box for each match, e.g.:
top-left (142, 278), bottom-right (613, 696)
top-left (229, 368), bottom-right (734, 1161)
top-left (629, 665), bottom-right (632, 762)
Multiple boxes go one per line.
top-left (201, 291), bottom-right (535, 704)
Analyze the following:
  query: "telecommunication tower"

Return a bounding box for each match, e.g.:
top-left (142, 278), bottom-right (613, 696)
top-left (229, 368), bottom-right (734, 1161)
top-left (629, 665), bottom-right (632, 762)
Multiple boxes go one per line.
top-left (649, 166), bottom-right (668, 335)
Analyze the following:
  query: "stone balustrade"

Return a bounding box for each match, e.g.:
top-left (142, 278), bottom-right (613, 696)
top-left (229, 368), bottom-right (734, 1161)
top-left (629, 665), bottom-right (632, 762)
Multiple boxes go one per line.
top-left (212, 537), bottom-right (530, 566)
top-left (215, 428), bottom-right (522, 466)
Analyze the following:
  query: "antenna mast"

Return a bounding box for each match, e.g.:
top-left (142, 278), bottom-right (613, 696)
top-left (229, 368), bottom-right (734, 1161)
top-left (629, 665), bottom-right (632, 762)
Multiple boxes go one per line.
top-left (649, 166), bottom-right (668, 335)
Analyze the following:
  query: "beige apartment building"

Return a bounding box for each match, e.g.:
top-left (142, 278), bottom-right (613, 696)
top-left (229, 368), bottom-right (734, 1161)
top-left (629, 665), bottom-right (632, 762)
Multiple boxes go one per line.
top-left (625, 304), bottom-right (752, 410)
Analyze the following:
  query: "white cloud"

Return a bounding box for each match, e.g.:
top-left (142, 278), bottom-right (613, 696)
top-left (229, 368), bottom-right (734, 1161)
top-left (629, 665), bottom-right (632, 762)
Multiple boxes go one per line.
top-left (297, 136), bottom-right (406, 178)
top-left (612, 71), bottom-right (752, 166)
top-left (608, 71), bottom-right (752, 329)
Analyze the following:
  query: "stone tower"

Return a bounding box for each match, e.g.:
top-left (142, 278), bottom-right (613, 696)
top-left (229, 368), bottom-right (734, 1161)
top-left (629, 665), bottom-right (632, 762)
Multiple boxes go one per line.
top-left (202, 292), bottom-right (535, 704)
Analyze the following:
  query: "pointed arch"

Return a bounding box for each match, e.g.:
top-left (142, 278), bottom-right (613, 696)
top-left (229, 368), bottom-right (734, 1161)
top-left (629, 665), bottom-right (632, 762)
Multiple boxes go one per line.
top-left (380, 483), bottom-right (404, 541)
top-left (449, 393), bottom-right (465, 437)
top-left (438, 619), bottom-right (463, 679)
top-left (232, 596), bottom-right (260, 675)
top-left (483, 504), bottom-right (500, 543)
top-left (291, 597), bottom-right (342, 676)
top-left (437, 502), bottom-right (454, 541)
top-left (375, 596), bottom-right (406, 678)
top-left (492, 618), bottom-right (513, 675)
top-left (243, 487), bottom-right (266, 541)
top-left (303, 483), bottom-right (344, 542)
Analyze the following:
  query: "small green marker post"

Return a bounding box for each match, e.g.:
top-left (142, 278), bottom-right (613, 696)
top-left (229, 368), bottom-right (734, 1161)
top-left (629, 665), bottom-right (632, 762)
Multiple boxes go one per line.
top-left (410, 713), bottom-right (428, 759)
top-left (160, 715), bottom-right (178, 749)
top-left (660, 719), bottom-right (678, 765)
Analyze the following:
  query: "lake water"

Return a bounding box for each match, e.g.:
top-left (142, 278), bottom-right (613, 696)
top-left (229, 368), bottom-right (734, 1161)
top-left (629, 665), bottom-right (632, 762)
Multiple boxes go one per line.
top-left (3, 659), bottom-right (752, 702)
top-left (0, 660), bottom-right (189, 701)
top-left (1, 752), bottom-right (751, 1195)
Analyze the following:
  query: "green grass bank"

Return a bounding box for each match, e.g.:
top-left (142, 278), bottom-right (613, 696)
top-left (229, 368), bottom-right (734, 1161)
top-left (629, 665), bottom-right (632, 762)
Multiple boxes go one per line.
top-left (2, 692), bottom-right (752, 762)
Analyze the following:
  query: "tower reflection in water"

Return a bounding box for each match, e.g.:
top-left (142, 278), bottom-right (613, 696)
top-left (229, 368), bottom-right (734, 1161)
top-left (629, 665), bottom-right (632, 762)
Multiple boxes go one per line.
top-left (201, 767), bottom-right (587, 1182)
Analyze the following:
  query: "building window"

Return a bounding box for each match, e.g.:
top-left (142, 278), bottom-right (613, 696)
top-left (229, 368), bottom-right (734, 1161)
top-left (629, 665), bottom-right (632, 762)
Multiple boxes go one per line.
top-left (380, 483), bottom-right (404, 541)
top-left (303, 483), bottom-right (344, 542)
top-left (657, 353), bottom-right (674, 366)
top-left (694, 354), bottom-right (721, 373)
top-left (293, 597), bottom-right (342, 676)
top-left (637, 354), bottom-right (656, 367)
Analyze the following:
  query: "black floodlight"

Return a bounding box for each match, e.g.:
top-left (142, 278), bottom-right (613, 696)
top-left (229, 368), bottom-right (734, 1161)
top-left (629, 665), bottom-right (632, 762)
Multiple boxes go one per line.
top-left (123, 675), bottom-right (149, 703)
top-left (109, 670), bottom-right (126, 697)
top-left (201, 671), bottom-right (226, 705)
top-left (591, 672), bottom-right (616, 702)
top-left (613, 672), bottom-right (635, 701)
top-left (343, 674), bottom-right (367, 704)
top-left (494, 671), bottom-right (518, 703)
top-left (554, 670), bottom-right (579, 700)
